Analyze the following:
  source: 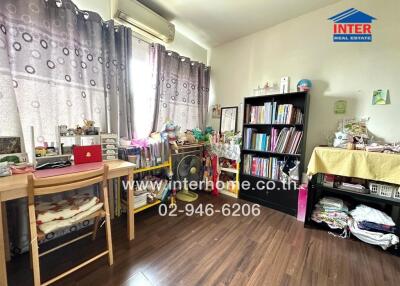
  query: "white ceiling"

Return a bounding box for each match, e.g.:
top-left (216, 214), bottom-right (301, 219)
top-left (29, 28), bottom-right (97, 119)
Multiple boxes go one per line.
top-left (138, 0), bottom-right (341, 48)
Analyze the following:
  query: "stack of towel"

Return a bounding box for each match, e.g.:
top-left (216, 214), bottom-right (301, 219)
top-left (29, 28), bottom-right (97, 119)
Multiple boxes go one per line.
top-left (349, 204), bottom-right (399, 250)
top-left (0, 162), bottom-right (11, 177)
top-left (311, 197), bottom-right (350, 230)
top-left (36, 193), bottom-right (103, 234)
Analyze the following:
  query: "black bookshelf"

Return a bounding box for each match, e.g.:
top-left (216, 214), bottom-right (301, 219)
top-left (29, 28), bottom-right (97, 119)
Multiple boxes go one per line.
top-left (239, 91), bottom-right (310, 216)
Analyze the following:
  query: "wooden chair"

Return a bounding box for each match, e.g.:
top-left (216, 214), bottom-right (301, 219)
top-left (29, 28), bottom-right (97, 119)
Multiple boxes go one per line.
top-left (27, 165), bottom-right (113, 286)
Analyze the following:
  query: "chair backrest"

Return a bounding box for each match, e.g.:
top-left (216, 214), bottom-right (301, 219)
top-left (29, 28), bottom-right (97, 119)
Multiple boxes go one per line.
top-left (28, 165), bottom-right (109, 203)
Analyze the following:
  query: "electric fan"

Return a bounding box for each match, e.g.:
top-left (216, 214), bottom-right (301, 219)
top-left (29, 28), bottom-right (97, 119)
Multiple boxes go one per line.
top-left (176, 154), bottom-right (202, 202)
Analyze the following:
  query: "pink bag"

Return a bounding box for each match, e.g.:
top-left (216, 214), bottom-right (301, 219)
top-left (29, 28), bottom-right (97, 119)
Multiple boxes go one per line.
top-left (297, 184), bottom-right (308, 222)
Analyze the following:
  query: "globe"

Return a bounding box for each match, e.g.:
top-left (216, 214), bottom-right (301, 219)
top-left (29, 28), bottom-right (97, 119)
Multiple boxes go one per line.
top-left (297, 79), bottom-right (312, 91)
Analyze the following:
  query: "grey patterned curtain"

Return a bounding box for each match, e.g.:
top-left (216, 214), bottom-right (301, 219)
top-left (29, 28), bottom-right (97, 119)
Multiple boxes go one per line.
top-left (0, 0), bottom-right (134, 157)
top-left (0, 0), bottom-right (133, 255)
top-left (151, 44), bottom-right (210, 131)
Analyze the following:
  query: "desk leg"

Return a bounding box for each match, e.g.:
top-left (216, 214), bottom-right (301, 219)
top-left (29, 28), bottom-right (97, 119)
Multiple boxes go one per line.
top-left (127, 172), bottom-right (135, 240)
top-left (0, 202), bottom-right (8, 286)
top-left (1, 203), bottom-right (10, 262)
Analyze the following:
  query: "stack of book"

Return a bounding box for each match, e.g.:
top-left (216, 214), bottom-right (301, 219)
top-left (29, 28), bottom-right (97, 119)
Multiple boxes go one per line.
top-left (243, 127), bottom-right (302, 154)
top-left (273, 127), bottom-right (303, 154)
top-left (134, 191), bottom-right (148, 209)
top-left (118, 138), bottom-right (170, 168)
top-left (248, 102), bottom-right (277, 124)
top-left (243, 154), bottom-right (283, 181)
top-left (276, 104), bottom-right (303, 124)
top-left (246, 103), bottom-right (303, 125)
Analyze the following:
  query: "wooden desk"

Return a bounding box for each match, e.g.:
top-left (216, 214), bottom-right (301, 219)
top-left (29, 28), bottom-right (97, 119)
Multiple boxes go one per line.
top-left (0, 160), bottom-right (136, 286)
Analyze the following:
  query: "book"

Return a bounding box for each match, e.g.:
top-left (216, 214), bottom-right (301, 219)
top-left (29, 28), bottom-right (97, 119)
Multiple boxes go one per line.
top-left (243, 155), bottom-right (284, 181)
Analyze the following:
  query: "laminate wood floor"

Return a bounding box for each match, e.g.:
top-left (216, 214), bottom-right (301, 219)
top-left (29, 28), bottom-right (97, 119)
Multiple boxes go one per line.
top-left (8, 193), bottom-right (400, 286)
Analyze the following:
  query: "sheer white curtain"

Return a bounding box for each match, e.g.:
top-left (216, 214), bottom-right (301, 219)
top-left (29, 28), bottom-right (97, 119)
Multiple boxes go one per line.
top-left (131, 37), bottom-right (156, 139)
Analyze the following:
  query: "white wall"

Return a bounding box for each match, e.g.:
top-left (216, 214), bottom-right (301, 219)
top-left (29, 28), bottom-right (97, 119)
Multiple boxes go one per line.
top-left (73, 0), bottom-right (207, 63)
top-left (73, 0), bottom-right (112, 19)
top-left (166, 31), bottom-right (207, 63)
top-left (209, 0), bottom-right (399, 163)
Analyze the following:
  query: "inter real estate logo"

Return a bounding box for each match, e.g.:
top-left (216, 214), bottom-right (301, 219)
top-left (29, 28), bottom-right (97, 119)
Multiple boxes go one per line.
top-left (328, 8), bottom-right (376, 42)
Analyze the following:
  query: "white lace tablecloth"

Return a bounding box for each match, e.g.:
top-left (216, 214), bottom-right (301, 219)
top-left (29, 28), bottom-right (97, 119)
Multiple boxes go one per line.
top-left (210, 142), bottom-right (241, 162)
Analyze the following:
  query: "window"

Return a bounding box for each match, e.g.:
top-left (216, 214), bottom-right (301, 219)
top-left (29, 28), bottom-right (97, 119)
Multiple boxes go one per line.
top-left (131, 38), bottom-right (156, 139)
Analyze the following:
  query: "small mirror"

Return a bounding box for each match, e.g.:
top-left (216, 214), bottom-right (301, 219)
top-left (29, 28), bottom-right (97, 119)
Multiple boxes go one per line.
top-left (220, 106), bottom-right (238, 133)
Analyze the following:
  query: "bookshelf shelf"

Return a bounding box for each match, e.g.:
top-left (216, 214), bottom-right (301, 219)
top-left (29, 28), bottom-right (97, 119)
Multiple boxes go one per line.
top-left (132, 161), bottom-right (171, 174)
top-left (240, 91), bottom-right (310, 216)
top-left (243, 123), bottom-right (303, 127)
top-left (134, 199), bottom-right (162, 214)
top-left (241, 173), bottom-right (288, 185)
top-left (219, 189), bottom-right (239, 198)
top-left (242, 149), bottom-right (301, 157)
top-left (220, 167), bottom-right (238, 174)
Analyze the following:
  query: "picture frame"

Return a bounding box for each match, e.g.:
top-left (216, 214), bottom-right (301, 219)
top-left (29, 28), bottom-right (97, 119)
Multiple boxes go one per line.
top-left (211, 104), bottom-right (221, 118)
top-left (220, 106), bottom-right (238, 133)
top-left (0, 137), bottom-right (22, 155)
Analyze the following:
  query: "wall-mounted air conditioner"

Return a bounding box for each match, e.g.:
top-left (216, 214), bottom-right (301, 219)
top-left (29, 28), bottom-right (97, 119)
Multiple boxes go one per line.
top-left (115, 0), bottom-right (175, 43)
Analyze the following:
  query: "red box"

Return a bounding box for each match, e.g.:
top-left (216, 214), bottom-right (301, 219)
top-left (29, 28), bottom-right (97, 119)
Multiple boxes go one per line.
top-left (73, 145), bottom-right (102, 165)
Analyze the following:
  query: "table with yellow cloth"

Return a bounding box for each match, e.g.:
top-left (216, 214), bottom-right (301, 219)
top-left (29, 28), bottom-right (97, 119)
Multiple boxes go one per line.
top-left (307, 147), bottom-right (400, 185)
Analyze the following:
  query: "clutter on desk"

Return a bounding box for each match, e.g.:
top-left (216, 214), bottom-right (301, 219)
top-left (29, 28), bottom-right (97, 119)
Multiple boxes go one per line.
top-left (331, 118), bottom-right (400, 154)
top-left (118, 134), bottom-right (170, 169)
top-left (10, 164), bottom-right (35, 174)
top-left (35, 160), bottom-right (72, 170)
top-left (0, 162), bottom-right (11, 177)
top-left (333, 118), bottom-right (369, 149)
top-left (0, 152), bottom-right (32, 176)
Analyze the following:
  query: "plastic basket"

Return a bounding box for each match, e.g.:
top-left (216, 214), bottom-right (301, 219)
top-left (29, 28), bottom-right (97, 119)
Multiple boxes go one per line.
top-left (368, 182), bottom-right (396, 198)
top-left (369, 182), bottom-right (379, 195)
top-left (393, 187), bottom-right (400, 200)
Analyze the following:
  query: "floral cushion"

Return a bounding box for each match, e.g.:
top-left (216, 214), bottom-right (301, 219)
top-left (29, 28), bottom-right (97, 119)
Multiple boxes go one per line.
top-left (38, 202), bottom-right (103, 234)
top-left (35, 193), bottom-right (100, 224)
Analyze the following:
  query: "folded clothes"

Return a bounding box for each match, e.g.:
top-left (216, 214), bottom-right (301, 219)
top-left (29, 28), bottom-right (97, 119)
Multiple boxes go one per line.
top-left (358, 221), bottom-right (397, 234)
top-left (36, 193), bottom-right (100, 224)
top-left (312, 197), bottom-right (350, 230)
top-left (319, 197), bottom-right (346, 210)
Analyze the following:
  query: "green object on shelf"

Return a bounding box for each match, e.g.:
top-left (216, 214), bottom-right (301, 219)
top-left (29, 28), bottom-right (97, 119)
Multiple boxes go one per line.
top-left (0, 155), bottom-right (20, 164)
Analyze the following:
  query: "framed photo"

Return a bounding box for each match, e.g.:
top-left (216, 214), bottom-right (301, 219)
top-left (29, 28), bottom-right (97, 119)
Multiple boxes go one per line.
top-left (372, 89), bottom-right (390, 105)
top-left (0, 137), bottom-right (21, 155)
top-left (212, 104), bottom-right (221, 118)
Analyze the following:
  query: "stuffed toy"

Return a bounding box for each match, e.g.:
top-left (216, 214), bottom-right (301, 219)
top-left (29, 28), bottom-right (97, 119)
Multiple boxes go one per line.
top-left (161, 121), bottom-right (180, 143)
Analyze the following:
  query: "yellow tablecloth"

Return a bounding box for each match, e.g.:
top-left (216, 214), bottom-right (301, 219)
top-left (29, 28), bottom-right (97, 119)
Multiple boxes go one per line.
top-left (307, 147), bottom-right (400, 185)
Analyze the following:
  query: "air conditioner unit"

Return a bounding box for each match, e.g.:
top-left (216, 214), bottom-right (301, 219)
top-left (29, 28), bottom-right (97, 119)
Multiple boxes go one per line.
top-left (115, 0), bottom-right (175, 43)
